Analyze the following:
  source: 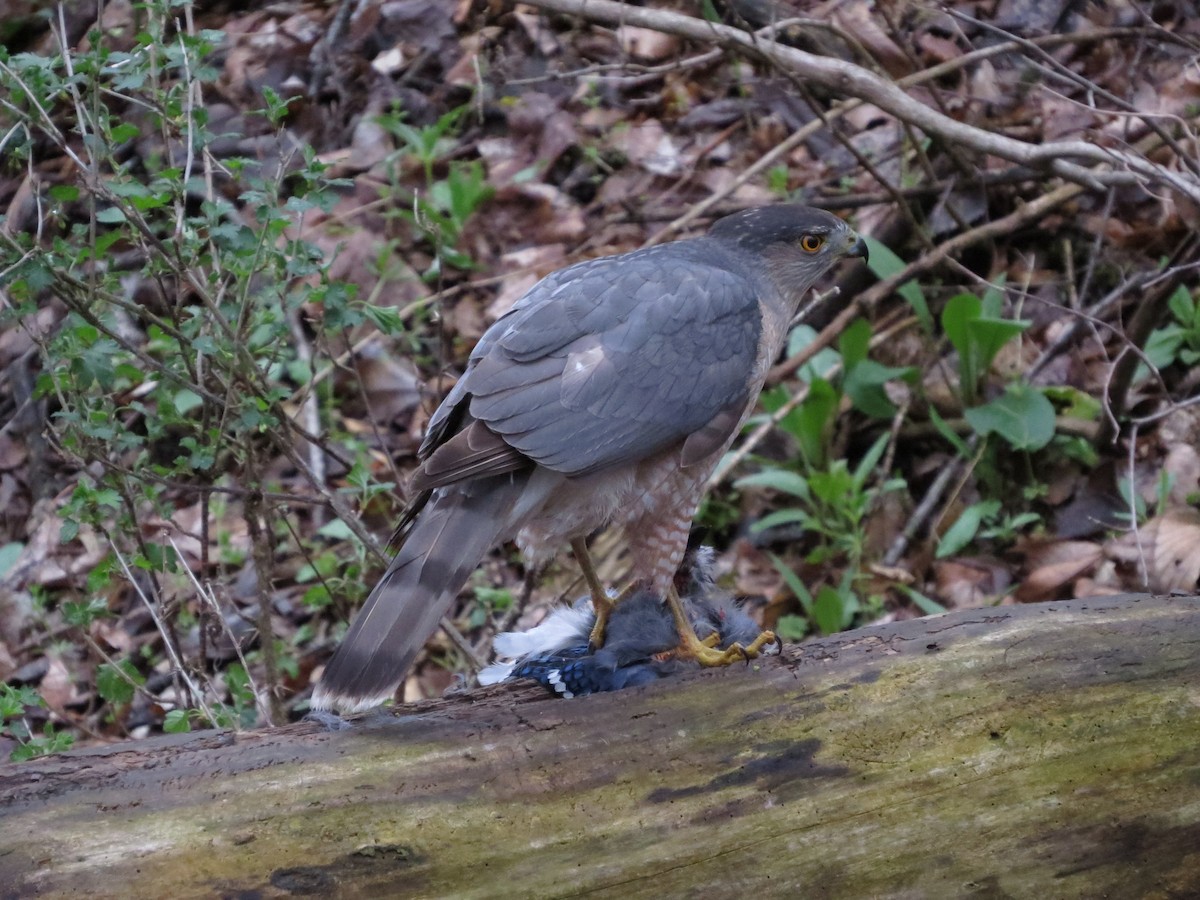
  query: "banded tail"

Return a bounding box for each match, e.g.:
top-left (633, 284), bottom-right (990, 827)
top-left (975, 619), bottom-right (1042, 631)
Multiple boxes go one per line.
top-left (312, 473), bottom-right (537, 712)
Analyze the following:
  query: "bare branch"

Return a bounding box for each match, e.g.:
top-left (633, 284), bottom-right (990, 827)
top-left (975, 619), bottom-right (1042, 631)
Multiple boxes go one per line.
top-left (524, 0), bottom-right (1200, 204)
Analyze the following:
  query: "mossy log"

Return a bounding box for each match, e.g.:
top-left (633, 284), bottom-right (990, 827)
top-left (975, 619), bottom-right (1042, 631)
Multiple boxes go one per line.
top-left (1, 594), bottom-right (1198, 898)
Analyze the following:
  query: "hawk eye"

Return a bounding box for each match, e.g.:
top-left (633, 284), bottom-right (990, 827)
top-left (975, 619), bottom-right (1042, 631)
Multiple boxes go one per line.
top-left (800, 234), bottom-right (825, 253)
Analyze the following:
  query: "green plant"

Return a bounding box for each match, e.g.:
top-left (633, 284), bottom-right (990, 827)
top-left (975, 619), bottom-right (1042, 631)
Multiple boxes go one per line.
top-left (468, 581), bottom-right (514, 629)
top-left (0, 684), bottom-right (75, 761)
top-left (936, 500), bottom-right (1042, 558)
top-left (378, 105), bottom-right (494, 277)
top-left (941, 284), bottom-right (1024, 405)
top-left (160, 661), bottom-right (260, 733)
top-left (1115, 468), bottom-right (1174, 527)
top-left (96, 659), bottom-right (146, 707)
top-left (0, 3), bottom-right (397, 736)
top-left (737, 432), bottom-right (906, 634)
top-left (762, 319), bottom-right (915, 470)
top-left (741, 433), bottom-right (905, 564)
top-left (737, 315), bottom-right (912, 634)
top-left (1141, 285), bottom-right (1200, 375)
top-left (863, 236), bottom-right (932, 333)
top-left (767, 165), bottom-right (791, 198)
top-left (867, 237), bottom-right (1056, 456)
top-left (933, 285), bottom-right (1054, 452)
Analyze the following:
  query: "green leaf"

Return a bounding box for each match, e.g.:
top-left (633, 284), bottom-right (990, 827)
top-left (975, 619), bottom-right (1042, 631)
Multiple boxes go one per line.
top-left (1167, 284), bottom-right (1194, 324)
top-left (173, 389), bottom-right (203, 415)
top-left (980, 276), bottom-right (1008, 318)
top-left (784, 327), bottom-right (841, 382)
top-left (964, 384), bottom-right (1056, 451)
top-left (0, 684), bottom-right (42, 718)
top-left (863, 236), bottom-right (931, 332)
top-left (1041, 385), bottom-right (1101, 421)
top-left (49, 184), bottom-right (79, 202)
top-left (895, 584), bottom-right (948, 616)
top-left (942, 292), bottom-right (1029, 403)
top-left (936, 500), bottom-right (1000, 558)
top-left (735, 469), bottom-right (810, 498)
top-left (813, 584), bottom-right (854, 635)
top-left (838, 318), bottom-right (871, 370)
top-left (0, 542), bottom-right (22, 579)
top-left (1141, 325), bottom-right (1184, 374)
top-left (767, 166), bottom-right (790, 198)
top-left (474, 585), bottom-right (513, 611)
top-left (95, 206), bottom-right (126, 224)
top-left (980, 511), bottom-right (1041, 541)
top-left (109, 122), bottom-right (141, 144)
top-left (844, 359), bottom-right (913, 419)
top-left (852, 432), bottom-right (892, 490)
top-left (807, 464), bottom-right (855, 507)
top-left (794, 378), bottom-right (838, 468)
top-left (751, 508), bottom-right (813, 533)
top-left (929, 406), bottom-right (969, 457)
top-left (768, 553), bottom-right (813, 616)
top-left (362, 303), bottom-right (405, 336)
top-left (97, 660), bottom-right (144, 705)
top-left (968, 316), bottom-right (1029, 374)
top-left (317, 519), bottom-right (355, 540)
top-left (941, 292), bottom-right (981, 343)
top-left (62, 596), bottom-right (109, 627)
top-left (163, 709), bottom-right (192, 734)
top-left (774, 614), bottom-right (809, 640)
top-left (942, 292), bottom-right (981, 380)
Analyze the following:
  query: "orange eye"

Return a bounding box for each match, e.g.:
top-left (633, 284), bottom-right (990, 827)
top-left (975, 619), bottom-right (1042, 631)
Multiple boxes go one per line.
top-left (800, 234), bottom-right (825, 253)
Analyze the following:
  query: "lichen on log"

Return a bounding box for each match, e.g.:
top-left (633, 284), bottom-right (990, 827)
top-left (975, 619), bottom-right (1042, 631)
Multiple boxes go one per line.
top-left (1, 594), bottom-right (1198, 898)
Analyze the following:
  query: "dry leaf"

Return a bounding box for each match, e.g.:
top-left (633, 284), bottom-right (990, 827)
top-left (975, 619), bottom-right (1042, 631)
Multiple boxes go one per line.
top-left (39, 655), bottom-right (80, 710)
top-left (1016, 540), bottom-right (1103, 603)
top-left (932, 557), bottom-right (1011, 609)
top-left (616, 25), bottom-right (679, 61)
top-left (610, 120), bottom-right (682, 177)
top-left (1106, 510), bottom-right (1200, 593)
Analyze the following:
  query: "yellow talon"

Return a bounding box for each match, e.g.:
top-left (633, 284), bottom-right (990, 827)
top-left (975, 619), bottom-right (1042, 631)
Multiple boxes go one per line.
top-left (664, 585), bottom-right (777, 667)
top-left (742, 629), bottom-right (780, 658)
top-left (679, 632), bottom-right (777, 667)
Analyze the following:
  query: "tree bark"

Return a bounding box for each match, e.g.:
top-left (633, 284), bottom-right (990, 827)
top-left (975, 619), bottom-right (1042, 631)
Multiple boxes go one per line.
top-left (2, 594), bottom-right (1198, 899)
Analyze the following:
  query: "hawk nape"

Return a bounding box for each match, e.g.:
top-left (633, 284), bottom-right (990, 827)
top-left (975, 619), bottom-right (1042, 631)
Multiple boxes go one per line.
top-left (313, 204), bottom-right (867, 712)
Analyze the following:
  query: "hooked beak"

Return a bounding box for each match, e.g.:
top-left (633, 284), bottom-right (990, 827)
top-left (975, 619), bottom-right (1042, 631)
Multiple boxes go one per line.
top-left (847, 233), bottom-right (869, 264)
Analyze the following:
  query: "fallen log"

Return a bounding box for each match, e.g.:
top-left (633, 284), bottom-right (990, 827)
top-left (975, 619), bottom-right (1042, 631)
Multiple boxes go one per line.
top-left (2, 593), bottom-right (1198, 898)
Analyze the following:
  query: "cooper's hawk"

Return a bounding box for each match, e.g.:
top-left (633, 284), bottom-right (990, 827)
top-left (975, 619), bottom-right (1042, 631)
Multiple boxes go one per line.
top-left (313, 204), bottom-right (867, 712)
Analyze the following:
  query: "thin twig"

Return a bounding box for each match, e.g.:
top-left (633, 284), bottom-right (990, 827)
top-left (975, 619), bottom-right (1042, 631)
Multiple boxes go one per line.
top-left (523, 0), bottom-right (1200, 204)
top-left (167, 535), bottom-right (274, 727)
top-left (109, 540), bottom-right (218, 727)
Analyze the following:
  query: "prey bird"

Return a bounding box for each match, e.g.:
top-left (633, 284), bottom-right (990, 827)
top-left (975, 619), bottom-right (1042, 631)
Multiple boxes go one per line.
top-left (312, 204), bottom-right (867, 712)
top-left (479, 547), bottom-right (778, 698)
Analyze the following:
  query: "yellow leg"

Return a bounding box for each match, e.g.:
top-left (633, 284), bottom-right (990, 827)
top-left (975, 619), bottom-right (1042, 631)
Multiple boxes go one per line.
top-left (665, 586), bottom-right (778, 666)
top-left (571, 538), bottom-right (612, 650)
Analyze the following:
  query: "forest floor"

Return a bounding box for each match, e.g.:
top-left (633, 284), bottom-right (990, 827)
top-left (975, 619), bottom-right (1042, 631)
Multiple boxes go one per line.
top-left (1, 0), bottom-right (1199, 757)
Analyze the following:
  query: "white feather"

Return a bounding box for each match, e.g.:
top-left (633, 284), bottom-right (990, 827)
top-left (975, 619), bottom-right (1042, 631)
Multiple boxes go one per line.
top-left (491, 602), bottom-right (594, 659)
top-left (477, 662), bottom-right (515, 685)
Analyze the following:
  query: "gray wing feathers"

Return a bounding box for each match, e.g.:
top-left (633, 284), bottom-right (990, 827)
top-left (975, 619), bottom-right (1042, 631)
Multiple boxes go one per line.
top-left (466, 240), bottom-right (762, 477)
